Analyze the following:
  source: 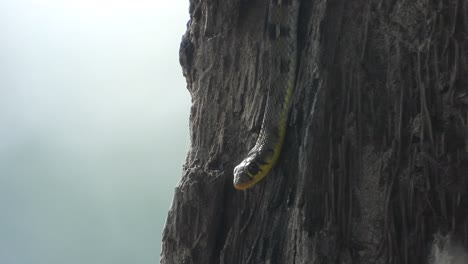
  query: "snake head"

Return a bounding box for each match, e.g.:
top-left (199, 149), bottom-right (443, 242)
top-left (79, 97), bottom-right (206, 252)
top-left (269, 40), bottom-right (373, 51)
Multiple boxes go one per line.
top-left (233, 157), bottom-right (265, 190)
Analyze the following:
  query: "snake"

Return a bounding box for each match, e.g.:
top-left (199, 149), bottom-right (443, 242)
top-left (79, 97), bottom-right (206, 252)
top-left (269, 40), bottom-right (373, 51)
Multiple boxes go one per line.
top-left (233, 0), bottom-right (300, 190)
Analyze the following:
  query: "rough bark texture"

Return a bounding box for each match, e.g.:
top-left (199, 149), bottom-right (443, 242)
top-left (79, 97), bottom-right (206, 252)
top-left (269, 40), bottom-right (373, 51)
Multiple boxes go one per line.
top-left (162, 0), bottom-right (468, 263)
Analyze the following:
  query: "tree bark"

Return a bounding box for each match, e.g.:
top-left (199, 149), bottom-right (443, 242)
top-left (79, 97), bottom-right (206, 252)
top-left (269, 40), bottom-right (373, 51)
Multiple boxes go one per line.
top-left (162, 0), bottom-right (468, 263)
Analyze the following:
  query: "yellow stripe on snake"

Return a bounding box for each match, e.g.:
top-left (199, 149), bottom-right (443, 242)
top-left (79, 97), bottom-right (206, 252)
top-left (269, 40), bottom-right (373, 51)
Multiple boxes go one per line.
top-left (233, 0), bottom-right (300, 190)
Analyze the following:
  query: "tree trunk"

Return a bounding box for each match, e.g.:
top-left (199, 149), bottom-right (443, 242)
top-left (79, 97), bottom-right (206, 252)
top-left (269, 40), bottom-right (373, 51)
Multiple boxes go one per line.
top-left (162, 0), bottom-right (468, 263)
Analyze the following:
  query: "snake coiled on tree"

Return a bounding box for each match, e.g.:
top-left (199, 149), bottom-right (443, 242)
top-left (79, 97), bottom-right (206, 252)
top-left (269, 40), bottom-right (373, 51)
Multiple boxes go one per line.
top-left (233, 0), bottom-right (300, 190)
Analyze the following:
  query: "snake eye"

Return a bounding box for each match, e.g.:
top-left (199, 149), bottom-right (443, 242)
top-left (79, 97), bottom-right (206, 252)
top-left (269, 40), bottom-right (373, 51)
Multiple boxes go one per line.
top-left (247, 162), bottom-right (260, 175)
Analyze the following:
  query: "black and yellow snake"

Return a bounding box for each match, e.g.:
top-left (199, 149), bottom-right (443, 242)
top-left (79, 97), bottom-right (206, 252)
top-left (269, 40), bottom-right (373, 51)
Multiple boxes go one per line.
top-left (233, 0), bottom-right (300, 190)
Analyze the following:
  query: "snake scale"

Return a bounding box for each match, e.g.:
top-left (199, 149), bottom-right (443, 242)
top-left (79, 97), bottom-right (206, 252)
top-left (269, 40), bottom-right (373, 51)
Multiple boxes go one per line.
top-left (233, 0), bottom-right (300, 190)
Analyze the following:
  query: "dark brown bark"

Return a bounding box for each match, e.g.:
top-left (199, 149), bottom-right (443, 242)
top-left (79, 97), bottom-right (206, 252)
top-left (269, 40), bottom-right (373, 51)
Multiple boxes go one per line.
top-left (162, 0), bottom-right (468, 263)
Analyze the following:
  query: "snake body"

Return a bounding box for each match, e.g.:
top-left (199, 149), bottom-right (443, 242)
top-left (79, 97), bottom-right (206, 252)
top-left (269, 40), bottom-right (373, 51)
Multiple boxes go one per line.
top-left (233, 0), bottom-right (300, 190)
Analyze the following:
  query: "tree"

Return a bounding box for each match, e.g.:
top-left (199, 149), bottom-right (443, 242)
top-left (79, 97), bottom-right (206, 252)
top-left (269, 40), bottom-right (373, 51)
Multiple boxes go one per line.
top-left (162, 0), bottom-right (468, 263)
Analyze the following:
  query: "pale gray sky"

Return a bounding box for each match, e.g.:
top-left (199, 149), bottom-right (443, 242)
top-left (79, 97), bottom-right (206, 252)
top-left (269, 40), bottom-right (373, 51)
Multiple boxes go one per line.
top-left (0, 0), bottom-right (190, 263)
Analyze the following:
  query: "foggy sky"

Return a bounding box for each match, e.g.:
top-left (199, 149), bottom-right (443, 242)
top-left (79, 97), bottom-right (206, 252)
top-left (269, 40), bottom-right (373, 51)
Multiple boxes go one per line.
top-left (0, 1), bottom-right (190, 263)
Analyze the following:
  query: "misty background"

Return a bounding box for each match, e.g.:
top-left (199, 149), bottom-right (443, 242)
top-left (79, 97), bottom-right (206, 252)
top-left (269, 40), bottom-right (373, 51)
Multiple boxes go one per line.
top-left (0, 1), bottom-right (190, 263)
